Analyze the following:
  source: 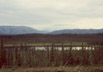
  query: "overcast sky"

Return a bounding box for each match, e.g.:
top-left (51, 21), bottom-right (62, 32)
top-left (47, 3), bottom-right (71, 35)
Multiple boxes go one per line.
top-left (0, 0), bottom-right (103, 30)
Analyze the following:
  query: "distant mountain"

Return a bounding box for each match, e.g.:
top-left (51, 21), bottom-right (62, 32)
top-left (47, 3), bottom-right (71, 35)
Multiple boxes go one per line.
top-left (50, 29), bottom-right (103, 34)
top-left (0, 26), bottom-right (42, 35)
top-left (0, 26), bottom-right (103, 35)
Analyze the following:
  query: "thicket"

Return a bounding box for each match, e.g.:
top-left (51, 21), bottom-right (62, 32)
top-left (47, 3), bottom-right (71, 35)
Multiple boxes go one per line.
top-left (0, 34), bottom-right (103, 44)
top-left (0, 38), bottom-right (103, 68)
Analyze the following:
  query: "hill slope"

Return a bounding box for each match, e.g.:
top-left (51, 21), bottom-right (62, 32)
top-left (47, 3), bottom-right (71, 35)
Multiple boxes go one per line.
top-left (0, 26), bottom-right (103, 35)
top-left (50, 29), bottom-right (103, 34)
top-left (0, 26), bottom-right (40, 35)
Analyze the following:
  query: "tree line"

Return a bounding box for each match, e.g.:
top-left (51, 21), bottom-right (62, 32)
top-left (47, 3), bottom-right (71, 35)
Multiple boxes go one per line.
top-left (0, 34), bottom-right (103, 44)
top-left (0, 39), bottom-right (103, 68)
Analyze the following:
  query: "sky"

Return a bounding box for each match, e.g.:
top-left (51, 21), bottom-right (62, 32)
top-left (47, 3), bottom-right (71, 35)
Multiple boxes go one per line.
top-left (0, 0), bottom-right (103, 31)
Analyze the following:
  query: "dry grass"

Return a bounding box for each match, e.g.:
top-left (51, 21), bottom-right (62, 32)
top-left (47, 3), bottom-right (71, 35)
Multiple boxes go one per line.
top-left (0, 66), bottom-right (103, 72)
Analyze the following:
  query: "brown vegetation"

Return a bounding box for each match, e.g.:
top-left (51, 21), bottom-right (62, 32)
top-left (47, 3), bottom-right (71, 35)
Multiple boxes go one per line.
top-left (0, 34), bottom-right (103, 72)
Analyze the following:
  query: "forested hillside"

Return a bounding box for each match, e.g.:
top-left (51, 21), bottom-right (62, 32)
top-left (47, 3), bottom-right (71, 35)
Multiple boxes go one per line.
top-left (0, 34), bottom-right (103, 45)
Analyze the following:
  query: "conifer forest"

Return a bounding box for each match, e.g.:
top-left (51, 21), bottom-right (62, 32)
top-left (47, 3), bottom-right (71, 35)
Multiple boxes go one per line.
top-left (0, 34), bottom-right (103, 72)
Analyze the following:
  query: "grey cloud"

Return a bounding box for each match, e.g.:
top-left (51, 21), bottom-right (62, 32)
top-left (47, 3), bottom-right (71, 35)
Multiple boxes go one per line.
top-left (0, 0), bottom-right (103, 30)
top-left (0, 8), bottom-right (54, 25)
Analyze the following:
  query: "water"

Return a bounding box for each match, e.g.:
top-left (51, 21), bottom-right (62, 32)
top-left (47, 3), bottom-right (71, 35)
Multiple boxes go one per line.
top-left (34, 46), bottom-right (95, 50)
top-left (5, 46), bottom-right (95, 51)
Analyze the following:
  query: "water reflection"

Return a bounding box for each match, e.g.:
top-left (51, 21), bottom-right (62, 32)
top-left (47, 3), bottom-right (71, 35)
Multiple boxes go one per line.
top-left (33, 46), bottom-right (95, 50)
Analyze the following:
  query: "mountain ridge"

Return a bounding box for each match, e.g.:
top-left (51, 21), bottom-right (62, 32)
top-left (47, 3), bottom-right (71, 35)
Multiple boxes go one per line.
top-left (0, 26), bottom-right (41, 35)
top-left (50, 29), bottom-right (103, 34)
top-left (0, 26), bottom-right (103, 35)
